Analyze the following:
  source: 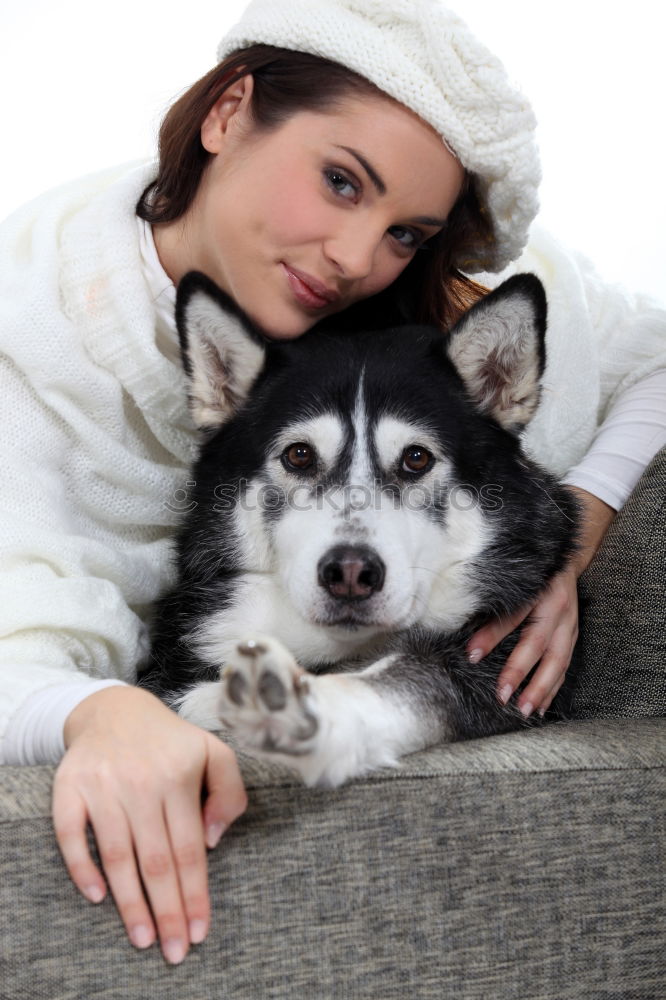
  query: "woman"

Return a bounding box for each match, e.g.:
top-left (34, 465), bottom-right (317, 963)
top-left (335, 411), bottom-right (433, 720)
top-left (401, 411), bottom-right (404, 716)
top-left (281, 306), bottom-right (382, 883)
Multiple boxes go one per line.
top-left (1, 0), bottom-right (664, 966)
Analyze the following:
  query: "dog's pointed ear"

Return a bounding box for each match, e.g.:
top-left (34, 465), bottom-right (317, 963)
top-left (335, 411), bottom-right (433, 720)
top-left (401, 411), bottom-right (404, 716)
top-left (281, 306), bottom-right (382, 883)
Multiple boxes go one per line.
top-left (175, 271), bottom-right (267, 430)
top-left (445, 273), bottom-right (547, 434)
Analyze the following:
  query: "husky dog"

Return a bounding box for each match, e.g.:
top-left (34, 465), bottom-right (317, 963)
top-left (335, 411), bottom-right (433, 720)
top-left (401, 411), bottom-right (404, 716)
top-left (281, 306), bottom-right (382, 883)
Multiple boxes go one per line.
top-left (139, 271), bottom-right (579, 787)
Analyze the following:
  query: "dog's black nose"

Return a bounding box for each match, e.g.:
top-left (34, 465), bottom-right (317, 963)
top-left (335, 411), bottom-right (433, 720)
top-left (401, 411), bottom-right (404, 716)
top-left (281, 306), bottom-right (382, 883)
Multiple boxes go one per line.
top-left (317, 545), bottom-right (385, 601)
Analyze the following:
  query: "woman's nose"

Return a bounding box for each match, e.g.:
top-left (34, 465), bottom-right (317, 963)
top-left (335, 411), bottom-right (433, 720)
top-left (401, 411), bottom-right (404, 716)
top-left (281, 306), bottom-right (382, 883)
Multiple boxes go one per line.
top-left (324, 223), bottom-right (381, 282)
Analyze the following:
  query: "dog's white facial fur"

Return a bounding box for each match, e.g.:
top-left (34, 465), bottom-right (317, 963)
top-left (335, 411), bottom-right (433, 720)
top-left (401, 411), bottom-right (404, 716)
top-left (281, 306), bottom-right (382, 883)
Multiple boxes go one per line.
top-left (273, 385), bottom-right (489, 631)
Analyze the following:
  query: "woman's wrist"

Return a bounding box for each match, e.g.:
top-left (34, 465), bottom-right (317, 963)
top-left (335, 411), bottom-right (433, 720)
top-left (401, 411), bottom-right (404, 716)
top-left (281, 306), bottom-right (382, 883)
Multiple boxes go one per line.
top-left (566, 486), bottom-right (616, 577)
top-left (63, 684), bottom-right (165, 748)
top-left (1, 680), bottom-right (129, 766)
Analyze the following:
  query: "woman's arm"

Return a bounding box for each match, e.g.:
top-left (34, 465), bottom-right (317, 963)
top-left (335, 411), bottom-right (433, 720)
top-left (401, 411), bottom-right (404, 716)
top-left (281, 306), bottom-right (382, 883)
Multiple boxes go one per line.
top-left (0, 170), bottom-right (249, 962)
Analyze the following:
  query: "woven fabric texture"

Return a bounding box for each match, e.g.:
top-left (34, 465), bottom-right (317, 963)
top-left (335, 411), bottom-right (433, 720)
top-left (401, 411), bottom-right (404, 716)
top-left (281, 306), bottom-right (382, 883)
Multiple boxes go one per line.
top-left (1, 718), bottom-right (664, 1000)
top-left (572, 445), bottom-right (666, 719)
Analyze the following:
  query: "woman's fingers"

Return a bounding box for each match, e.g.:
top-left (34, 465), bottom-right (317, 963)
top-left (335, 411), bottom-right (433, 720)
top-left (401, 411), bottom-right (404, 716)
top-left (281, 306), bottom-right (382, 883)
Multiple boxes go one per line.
top-left (498, 573), bottom-right (578, 715)
top-left (130, 799), bottom-right (194, 964)
top-left (537, 665), bottom-right (570, 718)
top-left (513, 622), bottom-right (576, 716)
top-left (53, 770), bottom-right (161, 953)
top-left (56, 771), bottom-right (209, 963)
top-left (466, 565), bottom-right (579, 716)
top-left (466, 604), bottom-right (530, 664)
top-left (495, 614), bottom-right (557, 706)
top-left (52, 779), bottom-right (107, 905)
top-left (163, 789), bottom-right (211, 947)
top-left (139, 741), bottom-right (248, 959)
top-left (201, 734), bottom-right (248, 848)
top-left (92, 801), bottom-right (160, 954)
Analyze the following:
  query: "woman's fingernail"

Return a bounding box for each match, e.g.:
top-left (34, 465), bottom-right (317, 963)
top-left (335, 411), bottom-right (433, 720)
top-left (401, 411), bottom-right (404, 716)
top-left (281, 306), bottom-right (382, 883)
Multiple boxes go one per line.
top-left (189, 919), bottom-right (208, 945)
top-left (520, 701), bottom-right (534, 718)
top-left (84, 884), bottom-right (105, 903)
top-left (468, 648), bottom-right (483, 663)
top-left (130, 925), bottom-right (153, 950)
top-left (498, 684), bottom-right (513, 705)
top-left (205, 822), bottom-right (226, 849)
top-left (163, 938), bottom-right (187, 965)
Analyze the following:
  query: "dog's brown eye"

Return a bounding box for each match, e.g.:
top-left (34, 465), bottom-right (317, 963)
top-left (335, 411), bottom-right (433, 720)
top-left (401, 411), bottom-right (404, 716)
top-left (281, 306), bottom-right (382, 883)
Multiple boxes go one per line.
top-left (283, 443), bottom-right (315, 471)
top-left (401, 446), bottom-right (432, 474)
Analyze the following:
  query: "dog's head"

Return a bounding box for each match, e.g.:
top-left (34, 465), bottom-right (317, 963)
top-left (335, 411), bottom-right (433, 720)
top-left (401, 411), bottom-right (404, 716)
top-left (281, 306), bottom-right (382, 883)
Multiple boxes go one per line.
top-left (175, 272), bottom-right (573, 648)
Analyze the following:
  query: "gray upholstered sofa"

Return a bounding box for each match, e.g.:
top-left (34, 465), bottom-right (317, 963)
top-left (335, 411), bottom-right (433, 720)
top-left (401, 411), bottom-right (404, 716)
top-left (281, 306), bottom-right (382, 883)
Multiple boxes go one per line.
top-left (1, 450), bottom-right (664, 1000)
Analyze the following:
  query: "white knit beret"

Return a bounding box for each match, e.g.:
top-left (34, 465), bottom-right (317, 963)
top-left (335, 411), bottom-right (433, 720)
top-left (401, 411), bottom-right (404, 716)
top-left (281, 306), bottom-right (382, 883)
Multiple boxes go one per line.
top-left (217, 0), bottom-right (541, 273)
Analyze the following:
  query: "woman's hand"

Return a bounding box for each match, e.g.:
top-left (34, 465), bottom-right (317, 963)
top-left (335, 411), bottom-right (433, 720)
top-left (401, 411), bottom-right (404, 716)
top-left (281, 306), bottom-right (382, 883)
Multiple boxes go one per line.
top-left (467, 564), bottom-right (580, 716)
top-left (53, 686), bottom-right (247, 964)
top-left (466, 487), bottom-right (616, 717)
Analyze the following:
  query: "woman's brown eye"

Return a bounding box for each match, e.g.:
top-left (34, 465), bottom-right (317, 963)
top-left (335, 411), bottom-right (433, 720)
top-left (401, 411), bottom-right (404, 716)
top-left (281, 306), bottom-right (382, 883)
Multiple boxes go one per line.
top-left (283, 443), bottom-right (315, 471)
top-left (401, 446), bottom-right (432, 474)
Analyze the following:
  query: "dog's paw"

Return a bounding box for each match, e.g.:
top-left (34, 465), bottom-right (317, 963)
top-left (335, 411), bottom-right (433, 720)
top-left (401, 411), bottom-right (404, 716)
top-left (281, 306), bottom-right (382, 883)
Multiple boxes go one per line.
top-left (218, 636), bottom-right (319, 756)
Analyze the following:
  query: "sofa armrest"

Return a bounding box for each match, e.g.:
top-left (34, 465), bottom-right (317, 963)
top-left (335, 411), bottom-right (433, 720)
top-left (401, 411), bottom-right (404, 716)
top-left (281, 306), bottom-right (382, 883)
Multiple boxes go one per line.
top-left (1, 718), bottom-right (664, 999)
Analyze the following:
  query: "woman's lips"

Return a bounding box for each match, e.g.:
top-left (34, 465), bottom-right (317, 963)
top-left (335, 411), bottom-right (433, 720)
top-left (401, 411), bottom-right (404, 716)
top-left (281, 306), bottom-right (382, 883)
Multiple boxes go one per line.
top-left (282, 264), bottom-right (340, 310)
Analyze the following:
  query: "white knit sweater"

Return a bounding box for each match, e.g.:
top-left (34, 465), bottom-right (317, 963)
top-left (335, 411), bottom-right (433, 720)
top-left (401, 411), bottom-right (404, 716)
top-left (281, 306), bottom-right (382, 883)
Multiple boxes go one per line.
top-left (1, 162), bottom-right (665, 762)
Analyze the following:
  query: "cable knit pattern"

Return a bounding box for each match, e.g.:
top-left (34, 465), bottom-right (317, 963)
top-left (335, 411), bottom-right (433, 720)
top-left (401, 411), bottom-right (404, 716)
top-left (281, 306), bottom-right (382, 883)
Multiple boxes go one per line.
top-left (0, 162), bottom-right (665, 755)
top-left (217, 0), bottom-right (541, 272)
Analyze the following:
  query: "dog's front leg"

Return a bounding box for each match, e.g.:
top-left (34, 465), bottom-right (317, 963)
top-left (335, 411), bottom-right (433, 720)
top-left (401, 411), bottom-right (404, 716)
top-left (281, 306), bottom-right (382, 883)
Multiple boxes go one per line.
top-left (178, 635), bottom-right (446, 787)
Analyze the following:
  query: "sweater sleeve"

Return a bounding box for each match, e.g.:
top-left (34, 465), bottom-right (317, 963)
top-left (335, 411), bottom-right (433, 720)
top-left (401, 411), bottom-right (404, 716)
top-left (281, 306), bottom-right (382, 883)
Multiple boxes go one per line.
top-left (569, 245), bottom-right (666, 422)
top-left (1, 679), bottom-right (129, 766)
top-left (562, 368), bottom-right (666, 510)
top-left (0, 165), bottom-right (195, 763)
top-left (0, 352), bottom-right (152, 759)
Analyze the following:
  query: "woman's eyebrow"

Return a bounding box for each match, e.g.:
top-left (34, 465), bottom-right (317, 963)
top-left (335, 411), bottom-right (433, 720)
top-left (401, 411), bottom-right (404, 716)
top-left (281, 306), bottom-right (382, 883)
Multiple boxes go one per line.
top-left (334, 145), bottom-right (387, 195)
top-left (411, 215), bottom-right (447, 227)
top-left (333, 146), bottom-right (447, 227)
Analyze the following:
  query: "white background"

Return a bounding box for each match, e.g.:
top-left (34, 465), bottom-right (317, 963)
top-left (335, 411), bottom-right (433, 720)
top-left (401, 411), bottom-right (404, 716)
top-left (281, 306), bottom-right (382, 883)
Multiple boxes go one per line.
top-left (1, 0), bottom-right (663, 303)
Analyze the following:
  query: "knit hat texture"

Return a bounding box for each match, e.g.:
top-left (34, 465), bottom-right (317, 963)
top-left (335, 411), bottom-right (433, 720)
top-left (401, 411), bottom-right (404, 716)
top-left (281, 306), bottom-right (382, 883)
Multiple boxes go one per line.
top-left (217, 0), bottom-right (541, 273)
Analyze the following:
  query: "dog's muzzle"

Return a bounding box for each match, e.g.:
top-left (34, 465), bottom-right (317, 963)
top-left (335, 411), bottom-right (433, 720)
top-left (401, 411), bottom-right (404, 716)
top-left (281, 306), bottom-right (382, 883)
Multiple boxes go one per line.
top-left (317, 545), bottom-right (385, 602)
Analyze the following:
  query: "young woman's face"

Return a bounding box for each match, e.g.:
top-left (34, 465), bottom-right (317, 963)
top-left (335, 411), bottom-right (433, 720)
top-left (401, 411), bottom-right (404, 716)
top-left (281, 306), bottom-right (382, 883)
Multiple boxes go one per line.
top-left (155, 80), bottom-right (465, 339)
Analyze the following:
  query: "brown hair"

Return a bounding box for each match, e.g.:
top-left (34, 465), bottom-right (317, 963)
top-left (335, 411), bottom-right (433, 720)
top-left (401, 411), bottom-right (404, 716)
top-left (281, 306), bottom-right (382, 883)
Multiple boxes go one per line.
top-left (137, 45), bottom-right (493, 332)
